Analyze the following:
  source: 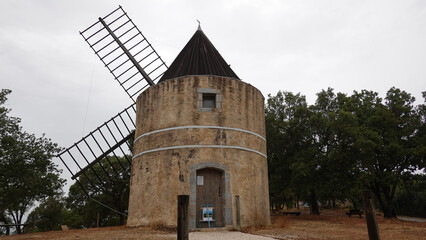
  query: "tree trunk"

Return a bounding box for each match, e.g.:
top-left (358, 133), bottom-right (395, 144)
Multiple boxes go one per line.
top-left (382, 198), bottom-right (397, 219)
top-left (0, 212), bottom-right (11, 235)
top-left (10, 210), bottom-right (22, 234)
top-left (373, 187), bottom-right (397, 219)
top-left (309, 191), bottom-right (320, 215)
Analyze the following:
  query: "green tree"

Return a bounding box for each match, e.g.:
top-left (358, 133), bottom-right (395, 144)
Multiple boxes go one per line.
top-left (415, 91), bottom-right (426, 170)
top-left (25, 196), bottom-right (84, 232)
top-left (266, 91), bottom-right (322, 214)
top-left (394, 174), bottom-right (426, 218)
top-left (349, 88), bottom-right (422, 218)
top-left (0, 89), bottom-right (14, 235)
top-left (0, 211), bottom-right (12, 235)
top-left (265, 91), bottom-right (294, 210)
top-left (310, 88), bottom-right (362, 208)
top-left (66, 156), bottom-right (130, 227)
top-left (266, 90), bottom-right (362, 214)
top-left (0, 89), bottom-right (64, 234)
top-left (265, 88), bottom-right (424, 218)
top-left (26, 196), bottom-right (66, 232)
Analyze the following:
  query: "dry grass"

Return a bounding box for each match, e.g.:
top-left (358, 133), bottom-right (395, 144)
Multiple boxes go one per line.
top-left (148, 222), bottom-right (176, 233)
top-left (273, 215), bottom-right (290, 228)
top-left (248, 209), bottom-right (426, 240)
top-left (0, 225), bottom-right (175, 240)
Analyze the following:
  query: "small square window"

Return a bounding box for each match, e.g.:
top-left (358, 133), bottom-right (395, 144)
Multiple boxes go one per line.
top-left (197, 88), bottom-right (222, 112)
top-left (202, 93), bottom-right (216, 109)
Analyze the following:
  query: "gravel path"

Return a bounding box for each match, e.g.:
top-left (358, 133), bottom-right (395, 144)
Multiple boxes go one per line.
top-left (397, 216), bottom-right (426, 223)
top-left (189, 231), bottom-right (276, 240)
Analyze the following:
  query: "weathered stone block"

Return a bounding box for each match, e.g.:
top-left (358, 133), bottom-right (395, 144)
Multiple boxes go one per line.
top-left (127, 76), bottom-right (270, 229)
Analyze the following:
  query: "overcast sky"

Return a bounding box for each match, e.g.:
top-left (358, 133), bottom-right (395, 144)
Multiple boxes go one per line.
top-left (1, 0), bottom-right (425, 184)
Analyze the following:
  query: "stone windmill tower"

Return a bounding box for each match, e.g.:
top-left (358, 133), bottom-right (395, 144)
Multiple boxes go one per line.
top-left (58, 6), bottom-right (269, 230)
top-left (127, 25), bottom-right (270, 229)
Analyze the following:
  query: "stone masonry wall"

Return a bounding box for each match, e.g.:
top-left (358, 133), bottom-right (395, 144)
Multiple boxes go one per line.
top-left (127, 76), bottom-right (270, 228)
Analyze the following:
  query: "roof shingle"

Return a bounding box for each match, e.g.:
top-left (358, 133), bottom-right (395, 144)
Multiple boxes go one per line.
top-left (158, 28), bottom-right (239, 83)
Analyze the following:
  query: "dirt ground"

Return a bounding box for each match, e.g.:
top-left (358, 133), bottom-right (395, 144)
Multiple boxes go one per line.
top-left (247, 209), bottom-right (426, 240)
top-left (1, 209), bottom-right (425, 240)
top-left (0, 226), bottom-right (175, 240)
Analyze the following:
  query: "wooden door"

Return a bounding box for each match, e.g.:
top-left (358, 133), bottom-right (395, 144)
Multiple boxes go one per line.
top-left (196, 168), bottom-right (223, 227)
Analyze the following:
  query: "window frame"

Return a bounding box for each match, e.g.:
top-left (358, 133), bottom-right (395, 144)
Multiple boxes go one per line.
top-left (197, 88), bottom-right (222, 112)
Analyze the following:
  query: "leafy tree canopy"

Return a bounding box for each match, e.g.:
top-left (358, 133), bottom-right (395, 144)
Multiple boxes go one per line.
top-left (0, 89), bottom-right (64, 234)
top-left (266, 87), bottom-right (425, 218)
top-left (66, 156), bottom-right (130, 228)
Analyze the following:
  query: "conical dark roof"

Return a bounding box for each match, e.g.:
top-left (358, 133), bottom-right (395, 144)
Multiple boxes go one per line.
top-left (158, 27), bottom-right (240, 82)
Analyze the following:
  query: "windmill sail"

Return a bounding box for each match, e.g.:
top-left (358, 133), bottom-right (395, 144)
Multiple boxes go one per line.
top-left (57, 104), bottom-right (136, 197)
top-left (59, 6), bottom-right (168, 216)
top-left (80, 5), bottom-right (168, 102)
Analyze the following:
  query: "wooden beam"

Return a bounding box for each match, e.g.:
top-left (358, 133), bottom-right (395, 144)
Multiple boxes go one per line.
top-left (363, 190), bottom-right (380, 240)
top-left (177, 195), bottom-right (189, 240)
top-left (236, 195), bottom-right (241, 231)
top-left (71, 132), bottom-right (134, 180)
top-left (98, 17), bottom-right (155, 86)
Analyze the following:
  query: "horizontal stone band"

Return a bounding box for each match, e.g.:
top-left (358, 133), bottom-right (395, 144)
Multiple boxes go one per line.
top-left (132, 145), bottom-right (267, 159)
top-left (134, 125), bottom-right (266, 143)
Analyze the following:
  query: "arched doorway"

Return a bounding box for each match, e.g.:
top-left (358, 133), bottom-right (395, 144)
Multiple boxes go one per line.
top-left (196, 168), bottom-right (224, 227)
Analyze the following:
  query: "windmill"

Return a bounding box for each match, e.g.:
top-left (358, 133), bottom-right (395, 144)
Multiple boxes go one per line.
top-left (57, 6), bottom-right (167, 216)
top-left (60, 5), bottom-right (271, 229)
